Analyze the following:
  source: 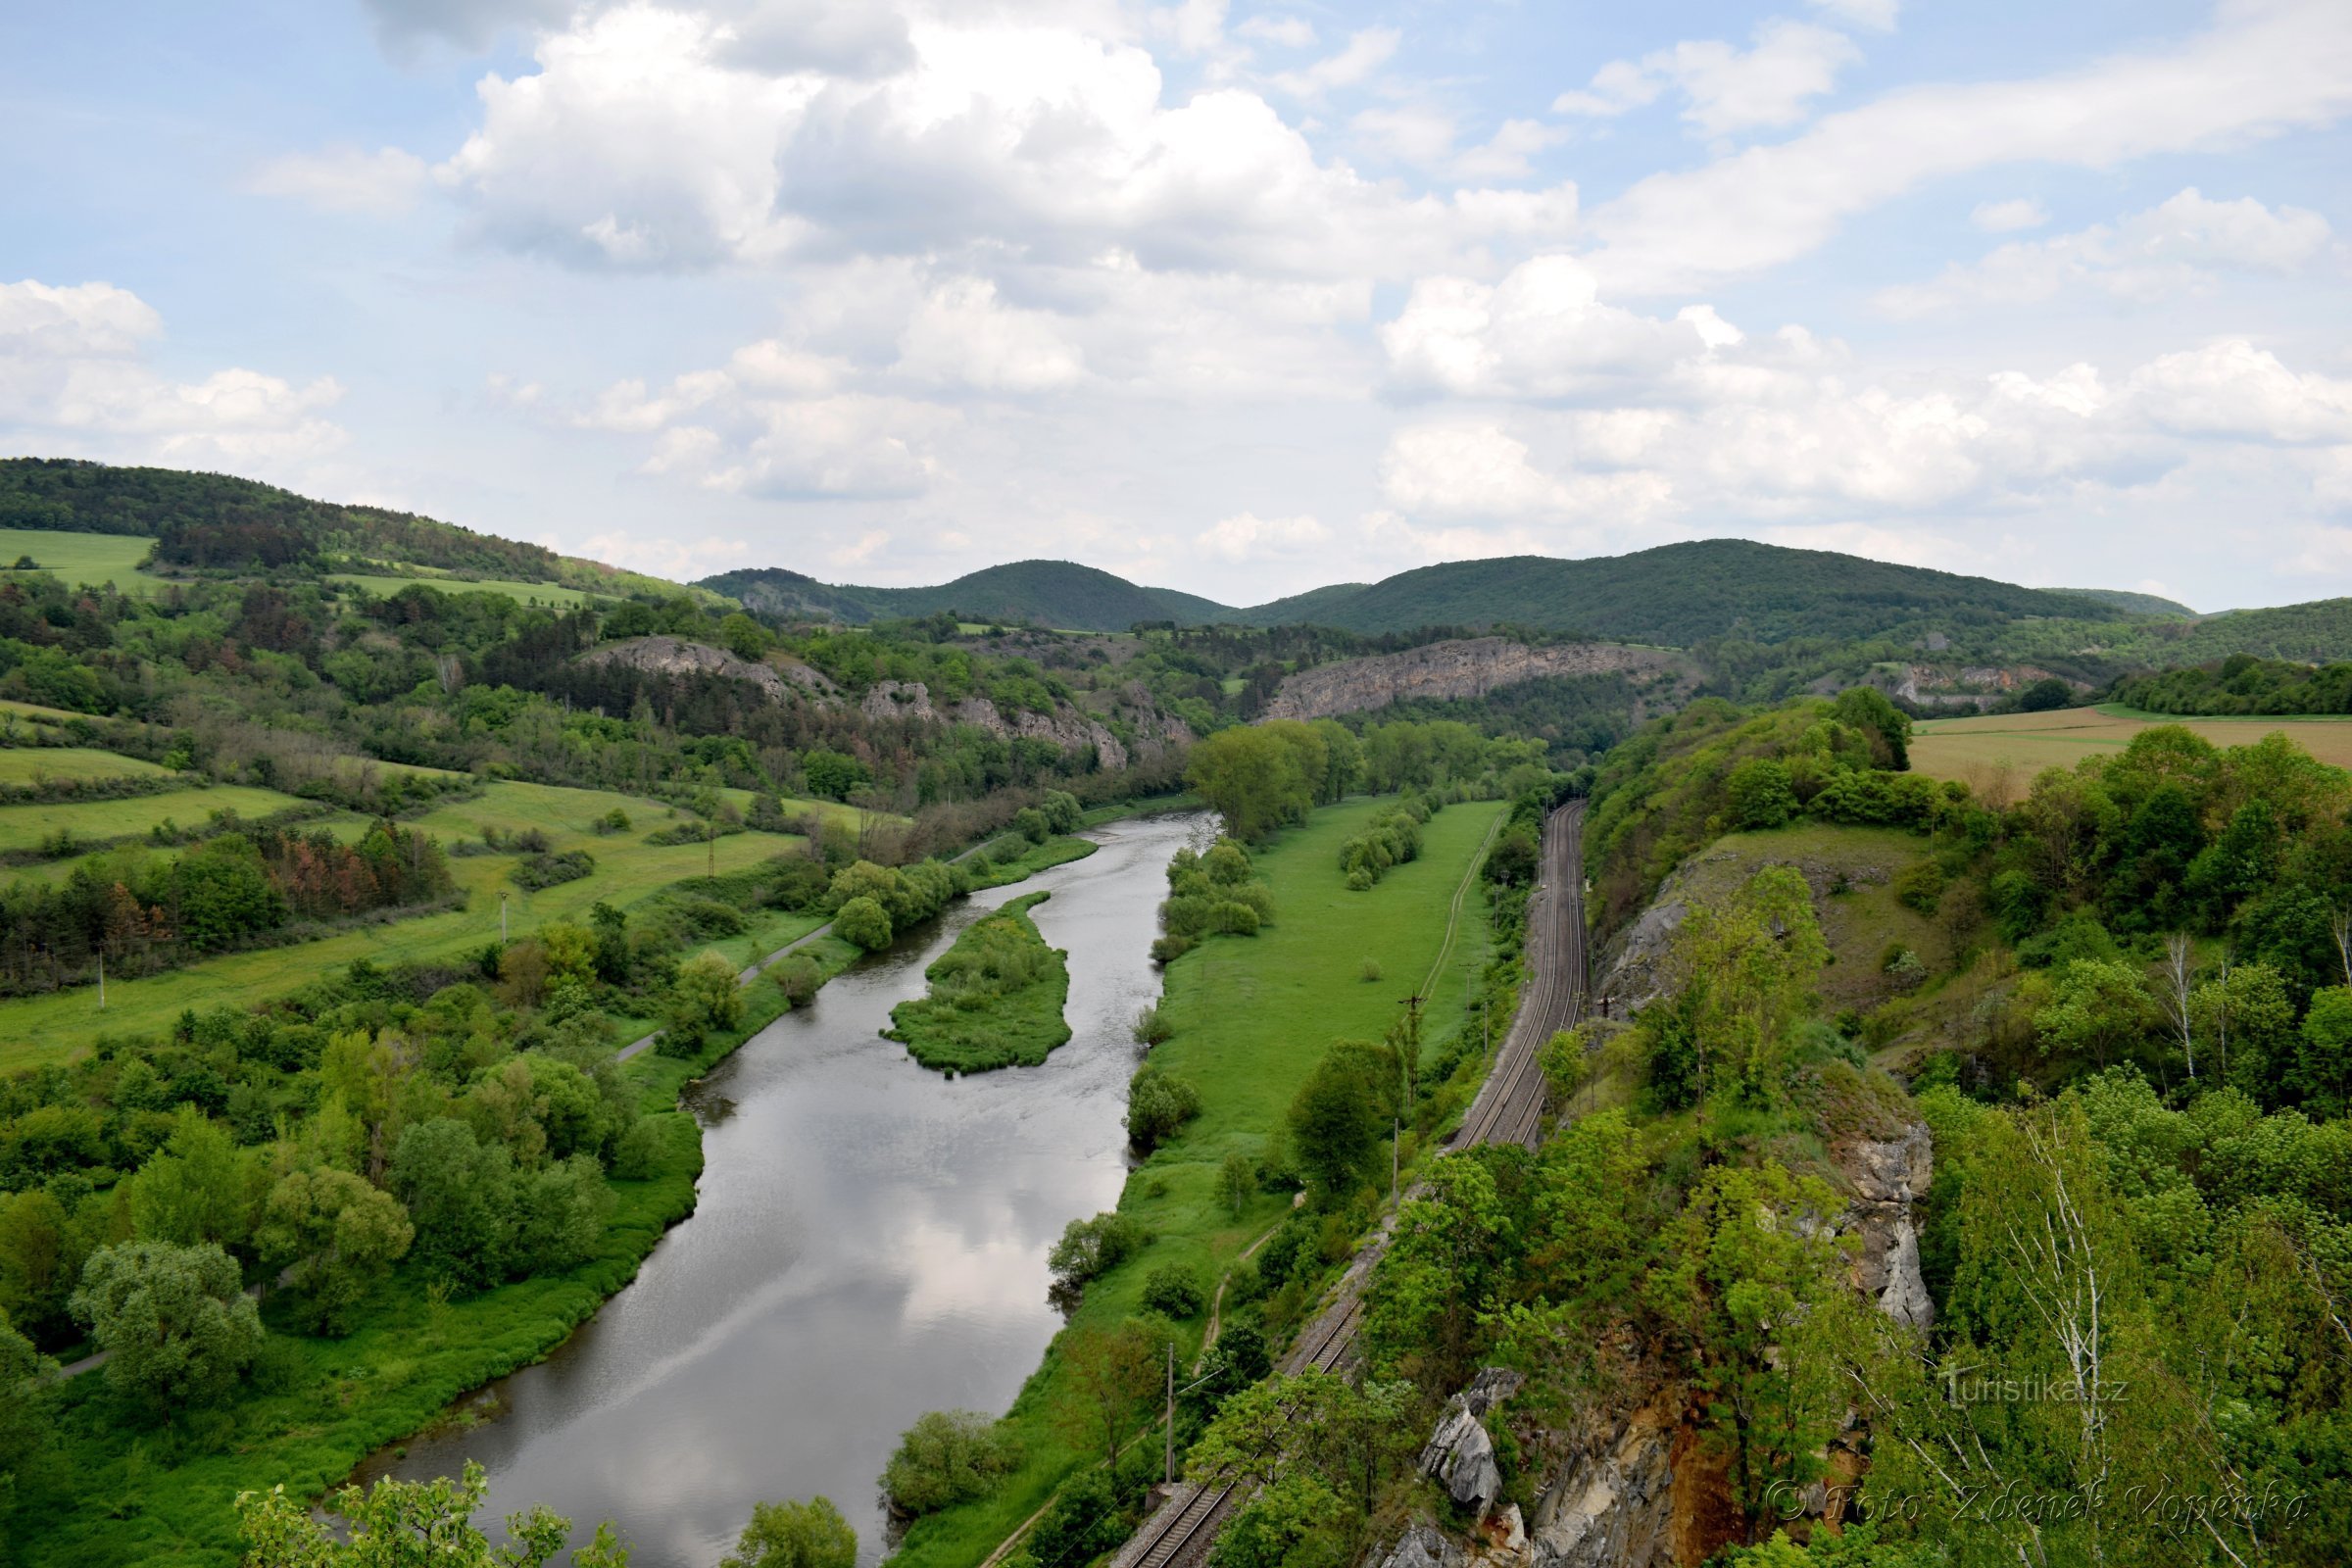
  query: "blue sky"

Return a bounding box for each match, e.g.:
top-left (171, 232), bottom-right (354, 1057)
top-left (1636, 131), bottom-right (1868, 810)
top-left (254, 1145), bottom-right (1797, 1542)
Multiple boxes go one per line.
top-left (3, 0), bottom-right (2348, 611)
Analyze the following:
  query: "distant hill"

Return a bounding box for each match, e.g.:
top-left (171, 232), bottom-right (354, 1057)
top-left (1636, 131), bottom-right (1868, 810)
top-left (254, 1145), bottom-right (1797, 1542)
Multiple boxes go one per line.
top-left (0, 458), bottom-right (567, 579)
top-left (2061, 587), bottom-right (2198, 618)
top-left (1232, 581), bottom-right (1373, 626)
top-left (699, 560), bottom-right (1235, 631)
top-left (1229, 542), bottom-right (2128, 645)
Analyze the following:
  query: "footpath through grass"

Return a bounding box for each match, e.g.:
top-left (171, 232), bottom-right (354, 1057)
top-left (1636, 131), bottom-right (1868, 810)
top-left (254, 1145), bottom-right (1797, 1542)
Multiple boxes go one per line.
top-left (887, 891), bottom-right (1072, 1072)
top-left (889, 794), bottom-right (1505, 1568)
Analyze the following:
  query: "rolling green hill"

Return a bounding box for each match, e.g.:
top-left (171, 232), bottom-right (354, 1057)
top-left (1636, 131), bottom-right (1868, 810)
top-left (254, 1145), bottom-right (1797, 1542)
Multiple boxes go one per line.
top-left (2058, 587), bottom-right (2197, 617)
top-left (704, 559), bottom-right (1234, 631)
top-left (1229, 541), bottom-right (2129, 644)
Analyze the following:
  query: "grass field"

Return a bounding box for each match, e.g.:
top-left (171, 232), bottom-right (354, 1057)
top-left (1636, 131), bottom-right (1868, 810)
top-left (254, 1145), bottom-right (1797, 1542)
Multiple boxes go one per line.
top-left (887, 890), bottom-right (1072, 1072)
top-left (0, 783), bottom-right (306, 856)
top-left (891, 794), bottom-right (1507, 1568)
top-left (0, 780), bottom-right (858, 1067)
top-left (0, 527), bottom-right (170, 594)
top-left (0, 747), bottom-right (173, 785)
top-left (1681, 823), bottom-right (1943, 1015)
top-left (1912, 705), bottom-right (2352, 802)
top-left (332, 573), bottom-right (592, 608)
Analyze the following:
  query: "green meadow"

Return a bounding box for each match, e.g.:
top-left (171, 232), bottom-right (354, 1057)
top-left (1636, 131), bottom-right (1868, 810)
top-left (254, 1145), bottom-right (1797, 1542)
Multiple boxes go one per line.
top-left (0, 746), bottom-right (175, 785)
top-left (0, 527), bottom-right (169, 594)
top-left (331, 573), bottom-right (594, 609)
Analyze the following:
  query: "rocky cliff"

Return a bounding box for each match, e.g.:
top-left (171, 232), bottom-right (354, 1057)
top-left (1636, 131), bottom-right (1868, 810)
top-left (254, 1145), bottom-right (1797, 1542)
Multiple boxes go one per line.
top-left (577, 635), bottom-right (838, 701)
top-left (859, 679), bottom-right (1139, 770)
top-left (1260, 638), bottom-right (1694, 722)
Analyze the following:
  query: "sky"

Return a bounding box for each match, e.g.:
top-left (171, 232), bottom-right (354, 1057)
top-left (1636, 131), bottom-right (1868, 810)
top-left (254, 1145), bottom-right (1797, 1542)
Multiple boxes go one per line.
top-left (2, 0), bottom-right (2349, 612)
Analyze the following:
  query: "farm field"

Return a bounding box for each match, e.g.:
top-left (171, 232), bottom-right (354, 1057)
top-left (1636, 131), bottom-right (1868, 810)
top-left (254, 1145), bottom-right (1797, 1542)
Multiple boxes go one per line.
top-left (0, 778), bottom-right (849, 1066)
top-left (0, 782), bottom-right (307, 854)
top-left (0, 527), bottom-right (169, 593)
top-left (1911, 705), bottom-right (2352, 801)
top-left (332, 572), bottom-right (593, 608)
top-left (0, 747), bottom-right (173, 784)
top-left (892, 793), bottom-right (1506, 1567)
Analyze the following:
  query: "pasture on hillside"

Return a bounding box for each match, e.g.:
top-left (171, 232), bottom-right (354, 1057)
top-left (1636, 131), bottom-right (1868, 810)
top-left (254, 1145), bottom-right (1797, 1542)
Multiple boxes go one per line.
top-left (0, 526), bottom-right (168, 593)
top-left (0, 783), bottom-right (307, 856)
top-left (1910, 704), bottom-right (2352, 802)
top-left (331, 572), bottom-right (593, 608)
top-left (0, 778), bottom-right (867, 1065)
top-left (0, 746), bottom-right (174, 785)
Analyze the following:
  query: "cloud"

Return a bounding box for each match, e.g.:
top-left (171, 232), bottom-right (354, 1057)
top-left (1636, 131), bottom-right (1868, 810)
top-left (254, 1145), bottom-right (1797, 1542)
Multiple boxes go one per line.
top-left (2127, 338), bottom-right (2352, 443)
top-left (0, 278), bottom-right (344, 463)
top-left (1584, 0), bottom-right (2352, 293)
top-left (248, 145), bottom-right (430, 216)
top-left (1379, 255), bottom-right (1720, 400)
top-left (1554, 19), bottom-right (1861, 139)
top-left (574, 528), bottom-right (753, 579)
top-left (1807, 0), bottom-right (1899, 31)
top-left (1196, 511), bottom-right (1331, 562)
top-left (1877, 187), bottom-right (2333, 315)
top-left (1971, 197), bottom-right (2049, 232)
top-left (1268, 27), bottom-right (1399, 97)
top-left (893, 278), bottom-right (1087, 392)
top-left (361, 0), bottom-right (568, 52)
top-left (1236, 15), bottom-right (1315, 49)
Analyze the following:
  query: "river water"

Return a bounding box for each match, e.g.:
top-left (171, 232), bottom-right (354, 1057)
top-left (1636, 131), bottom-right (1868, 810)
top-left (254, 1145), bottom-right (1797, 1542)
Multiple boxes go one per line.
top-left (370, 810), bottom-right (1213, 1565)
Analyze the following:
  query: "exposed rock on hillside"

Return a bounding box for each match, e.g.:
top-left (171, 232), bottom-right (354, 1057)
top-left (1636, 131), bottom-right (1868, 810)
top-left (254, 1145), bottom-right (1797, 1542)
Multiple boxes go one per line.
top-left (1261, 638), bottom-right (1693, 722)
top-left (1839, 1122), bottom-right (1936, 1330)
top-left (1845, 662), bottom-right (2086, 710)
top-left (578, 635), bottom-right (837, 700)
top-left (858, 679), bottom-right (1139, 769)
top-left (1529, 1394), bottom-right (1680, 1568)
top-left (1420, 1368), bottom-right (1525, 1515)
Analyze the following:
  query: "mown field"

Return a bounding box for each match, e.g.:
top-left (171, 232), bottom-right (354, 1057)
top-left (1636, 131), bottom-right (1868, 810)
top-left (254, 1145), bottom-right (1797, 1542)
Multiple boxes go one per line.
top-left (0, 526), bottom-right (169, 594)
top-left (0, 778), bottom-right (870, 1067)
top-left (1911, 704), bottom-right (2352, 801)
top-left (331, 573), bottom-right (593, 608)
top-left (0, 746), bottom-right (174, 784)
top-left (0, 782), bottom-right (307, 855)
top-left (891, 794), bottom-right (1506, 1567)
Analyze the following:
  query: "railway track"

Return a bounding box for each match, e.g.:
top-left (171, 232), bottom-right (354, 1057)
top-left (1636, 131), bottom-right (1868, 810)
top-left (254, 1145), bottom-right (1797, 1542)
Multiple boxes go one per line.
top-left (1111, 803), bottom-right (1590, 1568)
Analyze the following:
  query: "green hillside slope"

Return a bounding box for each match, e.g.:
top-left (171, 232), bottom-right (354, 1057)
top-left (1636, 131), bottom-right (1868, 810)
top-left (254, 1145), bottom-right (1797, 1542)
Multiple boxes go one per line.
top-left (705, 559), bottom-right (1236, 631)
top-left (1240, 541), bottom-right (2128, 643)
top-left (2059, 586), bottom-right (2197, 617)
top-left (698, 565), bottom-right (881, 623)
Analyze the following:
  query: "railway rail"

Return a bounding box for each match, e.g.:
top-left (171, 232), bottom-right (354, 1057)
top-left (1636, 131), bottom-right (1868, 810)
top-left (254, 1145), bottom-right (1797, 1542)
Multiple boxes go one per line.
top-left (1111, 802), bottom-right (1591, 1568)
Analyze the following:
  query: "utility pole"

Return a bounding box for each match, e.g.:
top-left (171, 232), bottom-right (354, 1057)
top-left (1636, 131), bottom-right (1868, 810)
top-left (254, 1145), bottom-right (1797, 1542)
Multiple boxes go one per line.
top-left (1165, 1344), bottom-right (1175, 1486)
top-left (1392, 1117), bottom-right (1398, 1204)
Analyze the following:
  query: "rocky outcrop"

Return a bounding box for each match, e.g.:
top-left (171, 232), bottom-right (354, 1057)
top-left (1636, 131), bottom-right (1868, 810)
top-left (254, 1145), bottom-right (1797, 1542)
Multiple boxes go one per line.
top-left (1839, 1122), bottom-right (1936, 1330)
top-left (1379, 1523), bottom-right (1464, 1568)
top-left (1845, 662), bottom-right (2086, 711)
top-left (1261, 638), bottom-right (1693, 722)
top-left (577, 635), bottom-right (836, 700)
top-left (1420, 1368), bottom-right (1526, 1516)
top-left (858, 679), bottom-right (1132, 770)
top-left (1529, 1396), bottom-right (1679, 1568)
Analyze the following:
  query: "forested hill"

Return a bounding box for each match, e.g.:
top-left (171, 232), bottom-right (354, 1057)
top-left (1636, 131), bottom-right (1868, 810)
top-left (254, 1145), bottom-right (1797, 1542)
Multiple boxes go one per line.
top-left (1227, 541), bottom-right (2132, 643)
top-left (0, 457), bottom-right (565, 578)
top-left (705, 560), bottom-right (1233, 630)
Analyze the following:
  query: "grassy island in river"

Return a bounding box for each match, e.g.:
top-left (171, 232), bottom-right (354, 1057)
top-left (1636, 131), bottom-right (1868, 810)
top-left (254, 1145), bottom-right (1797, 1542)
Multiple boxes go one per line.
top-left (886, 891), bottom-right (1074, 1072)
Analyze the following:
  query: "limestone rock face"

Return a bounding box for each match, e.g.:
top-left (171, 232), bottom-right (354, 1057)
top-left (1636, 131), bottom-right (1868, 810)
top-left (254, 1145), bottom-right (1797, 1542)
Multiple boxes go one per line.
top-left (1420, 1368), bottom-right (1526, 1515)
top-left (1841, 1122), bottom-right (1936, 1330)
top-left (1378, 1523), bottom-right (1462, 1568)
top-left (1261, 638), bottom-right (1692, 723)
top-left (578, 635), bottom-right (828, 702)
top-left (1530, 1400), bottom-right (1678, 1568)
top-left (851, 679), bottom-right (1132, 769)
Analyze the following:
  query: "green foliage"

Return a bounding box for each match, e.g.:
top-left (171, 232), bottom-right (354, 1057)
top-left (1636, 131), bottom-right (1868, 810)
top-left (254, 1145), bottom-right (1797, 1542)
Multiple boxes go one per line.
top-left (1286, 1039), bottom-right (1399, 1200)
top-left (1337, 796), bottom-right (1427, 889)
top-left (832, 895), bottom-right (892, 952)
top-left (2114, 652), bottom-right (2352, 714)
top-left (887, 893), bottom-right (1072, 1072)
top-left (71, 1240), bottom-right (265, 1412)
top-left (881, 1409), bottom-right (1022, 1519)
top-left (1185, 722), bottom-right (1329, 842)
top-left (1724, 757), bottom-right (1797, 830)
top-left (659, 953), bottom-right (746, 1055)
top-left (236, 1458), bottom-right (628, 1568)
top-left (1046, 1211), bottom-right (1152, 1297)
top-left (1125, 1065), bottom-right (1202, 1152)
top-left (254, 1167), bottom-right (413, 1335)
top-left (718, 1497), bottom-right (856, 1568)
top-left (1139, 1262), bottom-right (1205, 1318)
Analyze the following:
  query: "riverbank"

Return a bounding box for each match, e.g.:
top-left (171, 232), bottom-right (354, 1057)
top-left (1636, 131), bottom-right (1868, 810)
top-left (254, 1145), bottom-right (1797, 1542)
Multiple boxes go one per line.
top-left (23, 811), bottom-right (1168, 1568)
top-left (887, 892), bottom-right (1072, 1072)
top-left (888, 794), bottom-right (1507, 1568)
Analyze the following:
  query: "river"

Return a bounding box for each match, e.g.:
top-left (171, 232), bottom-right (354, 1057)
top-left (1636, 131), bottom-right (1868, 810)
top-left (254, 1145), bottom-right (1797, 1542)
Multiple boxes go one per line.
top-left (368, 810), bottom-right (1214, 1565)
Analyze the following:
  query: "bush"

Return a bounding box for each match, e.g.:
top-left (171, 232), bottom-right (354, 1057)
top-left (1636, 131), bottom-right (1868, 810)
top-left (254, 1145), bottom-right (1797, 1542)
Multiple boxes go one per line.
top-left (71, 1241), bottom-right (265, 1412)
top-left (1359, 958), bottom-right (1382, 983)
top-left (659, 953), bottom-right (745, 1055)
top-left (881, 1409), bottom-right (1022, 1518)
top-left (772, 952), bottom-right (822, 1007)
top-left (1892, 859), bottom-right (1946, 915)
top-left (1132, 1004), bottom-right (1172, 1046)
top-left (1215, 902), bottom-right (1260, 937)
top-left (834, 895), bottom-right (893, 952)
top-left (1126, 1067), bottom-right (1202, 1153)
top-left (1140, 1263), bottom-right (1205, 1319)
top-left (1725, 758), bottom-right (1797, 831)
top-left (1150, 935), bottom-right (1193, 964)
top-left (1048, 1210), bottom-right (1151, 1294)
top-left (511, 850), bottom-right (596, 891)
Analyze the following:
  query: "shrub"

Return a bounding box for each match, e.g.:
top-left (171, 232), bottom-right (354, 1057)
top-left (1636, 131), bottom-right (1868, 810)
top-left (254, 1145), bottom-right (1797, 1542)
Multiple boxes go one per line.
top-left (511, 850), bottom-right (596, 891)
top-left (1150, 935), bottom-right (1193, 964)
top-left (1725, 758), bottom-right (1797, 831)
top-left (834, 896), bottom-right (893, 952)
top-left (772, 953), bottom-right (822, 1007)
top-left (1215, 902), bottom-right (1260, 937)
top-left (1359, 958), bottom-right (1382, 983)
top-left (1126, 1067), bottom-right (1202, 1153)
top-left (1892, 859), bottom-right (1946, 915)
top-left (1133, 1004), bottom-right (1173, 1046)
top-left (1140, 1263), bottom-right (1205, 1319)
top-left (1048, 1210), bottom-right (1151, 1294)
top-left (881, 1409), bottom-right (1023, 1518)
